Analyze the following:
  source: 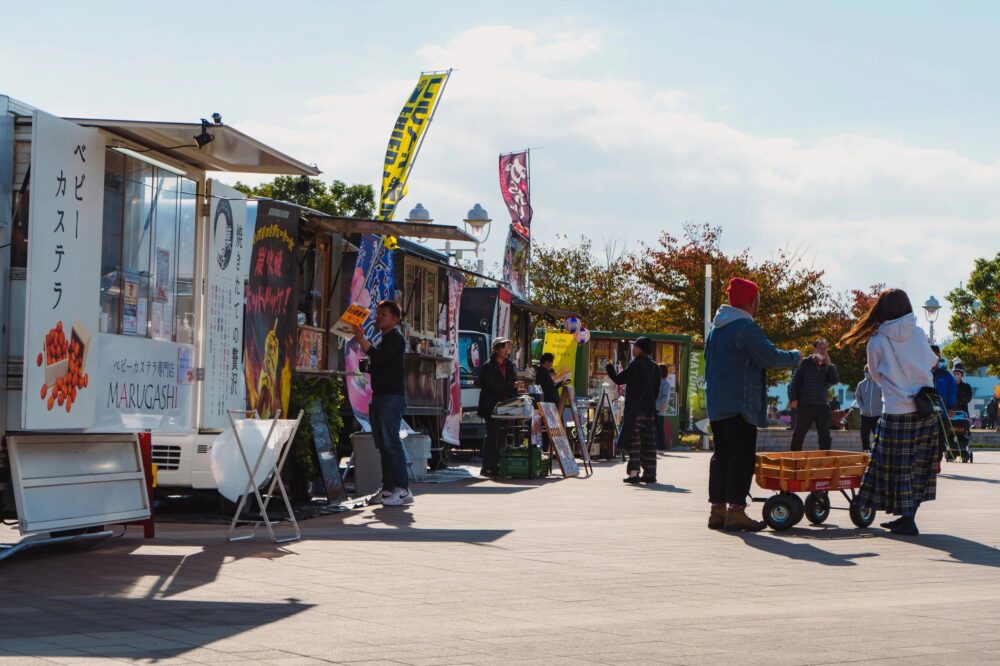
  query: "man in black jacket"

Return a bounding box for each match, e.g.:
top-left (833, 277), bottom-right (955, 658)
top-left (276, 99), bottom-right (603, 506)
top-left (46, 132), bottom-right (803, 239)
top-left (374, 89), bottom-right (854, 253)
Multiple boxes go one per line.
top-left (607, 337), bottom-right (661, 483)
top-left (535, 352), bottom-right (560, 404)
top-left (477, 338), bottom-right (522, 478)
top-left (789, 338), bottom-right (839, 451)
top-left (351, 300), bottom-right (412, 506)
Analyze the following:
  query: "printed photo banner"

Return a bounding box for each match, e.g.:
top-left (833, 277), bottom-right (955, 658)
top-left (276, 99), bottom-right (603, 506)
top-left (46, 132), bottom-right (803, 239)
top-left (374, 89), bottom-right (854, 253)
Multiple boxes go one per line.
top-left (501, 228), bottom-right (529, 301)
top-left (244, 201), bottom-right (299, 420)
top-left (441, 269), bottom-right (466, 445)
top-left (345, 234), bottom-right (395, 431)
top-left (499, 150), bottom-right (532, 238)
top-left (379, 70), bottom-right (451, 221)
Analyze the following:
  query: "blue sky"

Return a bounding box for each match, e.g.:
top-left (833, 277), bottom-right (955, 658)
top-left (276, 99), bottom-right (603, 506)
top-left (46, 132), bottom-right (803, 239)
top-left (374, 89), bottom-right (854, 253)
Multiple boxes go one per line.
top-left (7, 1), bottom-right (1000, 339)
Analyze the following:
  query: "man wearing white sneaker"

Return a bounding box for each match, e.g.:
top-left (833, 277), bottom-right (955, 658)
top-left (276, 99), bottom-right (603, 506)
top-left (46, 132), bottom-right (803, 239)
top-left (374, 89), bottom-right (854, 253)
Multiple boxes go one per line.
top-left (351, 300), bottom-right (413, 507)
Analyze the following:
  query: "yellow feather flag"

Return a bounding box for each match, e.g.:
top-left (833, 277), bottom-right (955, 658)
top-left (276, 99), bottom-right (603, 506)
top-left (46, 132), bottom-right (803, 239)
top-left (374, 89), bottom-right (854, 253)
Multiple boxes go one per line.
top-left (378, 70), bottom-right (451, 226)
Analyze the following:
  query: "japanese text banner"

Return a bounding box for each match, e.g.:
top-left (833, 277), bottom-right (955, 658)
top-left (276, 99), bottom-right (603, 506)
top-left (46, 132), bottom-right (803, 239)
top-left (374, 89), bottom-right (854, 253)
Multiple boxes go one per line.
top-left (501, 229), bottom-right (529, 301)
top-left (244, 201), bottom-right (299, 420)
top-left (22, 111), bottom-right (105, 429)
top-left (379, 71), bottom-right (451, 221)
top-left (499, 151), bottom-right (532, 238)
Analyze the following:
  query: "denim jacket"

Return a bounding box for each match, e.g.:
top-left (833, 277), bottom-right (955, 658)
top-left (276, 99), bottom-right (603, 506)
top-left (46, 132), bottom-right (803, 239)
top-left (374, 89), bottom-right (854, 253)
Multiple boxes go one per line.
top-left (705, 305), bottom-right (801, 427)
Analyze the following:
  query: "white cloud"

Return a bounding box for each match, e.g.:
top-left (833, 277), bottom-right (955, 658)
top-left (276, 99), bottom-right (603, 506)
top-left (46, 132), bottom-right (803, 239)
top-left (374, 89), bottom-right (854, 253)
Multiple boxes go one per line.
top-left (234, 24), bottom-right (1000, 339)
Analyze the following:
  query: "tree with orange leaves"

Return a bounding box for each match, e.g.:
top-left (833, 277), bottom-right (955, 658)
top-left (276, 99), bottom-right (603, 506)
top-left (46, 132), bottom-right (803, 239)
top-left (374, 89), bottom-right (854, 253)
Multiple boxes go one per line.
top-left (628, 224), bottom-right (829, 354)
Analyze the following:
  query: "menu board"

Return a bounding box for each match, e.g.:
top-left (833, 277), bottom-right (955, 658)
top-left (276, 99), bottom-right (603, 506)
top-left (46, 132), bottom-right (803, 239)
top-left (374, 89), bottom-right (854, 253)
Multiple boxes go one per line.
top-left (539, 402), bottom-right (580, 478)
top-left (307, 400), bottom-right (347, 502)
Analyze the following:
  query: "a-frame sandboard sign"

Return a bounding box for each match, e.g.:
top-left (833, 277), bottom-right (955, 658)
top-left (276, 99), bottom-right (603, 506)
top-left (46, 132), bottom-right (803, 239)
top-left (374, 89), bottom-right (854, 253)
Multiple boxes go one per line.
top-left (587, 384), bottom-right (621, 460)
top-left (557, 385), bottom-right (593, 475)
top-left (538, 402), bottom-right (580, 477)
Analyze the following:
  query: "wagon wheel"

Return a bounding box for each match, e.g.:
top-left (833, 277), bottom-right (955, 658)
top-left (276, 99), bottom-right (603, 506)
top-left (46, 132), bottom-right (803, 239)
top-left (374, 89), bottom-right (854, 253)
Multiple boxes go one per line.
top-left (849, 496), bottom-right (875, 528)
top-left (804, 491), bottom-right (831, 525)
top-left (763, 494), bottom-right (799, 531)
top-left (788, 492), bottom-right (805, 526)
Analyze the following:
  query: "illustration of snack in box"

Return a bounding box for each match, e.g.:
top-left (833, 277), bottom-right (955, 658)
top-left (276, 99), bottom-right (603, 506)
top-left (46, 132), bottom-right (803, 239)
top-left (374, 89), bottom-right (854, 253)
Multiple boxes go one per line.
top-left (36, 320), bottom-right (90, 413)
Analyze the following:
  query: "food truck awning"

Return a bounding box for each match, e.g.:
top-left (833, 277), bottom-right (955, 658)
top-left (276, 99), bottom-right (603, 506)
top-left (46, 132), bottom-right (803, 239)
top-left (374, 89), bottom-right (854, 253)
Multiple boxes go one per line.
top-left (512, 298), bottom-right (582, 322)
top-left (64, 118), bottom-right (321, 176)
top-left (306, 215), bottom-right (478, 243)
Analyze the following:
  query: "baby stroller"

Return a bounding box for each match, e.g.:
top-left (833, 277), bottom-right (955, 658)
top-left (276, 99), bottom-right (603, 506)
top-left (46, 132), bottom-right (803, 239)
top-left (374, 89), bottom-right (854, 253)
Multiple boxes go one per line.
top-left (926, 392), bottom-right (970, 464)
top-left (947, 411), bottom-right (973, 463)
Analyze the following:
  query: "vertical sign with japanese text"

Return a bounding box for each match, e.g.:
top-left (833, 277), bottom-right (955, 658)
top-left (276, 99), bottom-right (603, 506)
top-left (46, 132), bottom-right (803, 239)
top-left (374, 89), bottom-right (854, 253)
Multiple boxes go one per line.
top-left (244, 201), bottom-right (298, 420)
top-left (498, 151), bottom-right (532, 238)
top-left (501, 229), bottom-right (529, 301)
top-left (202, 180), bottom-right (249, 428)
top-left (441, 269), bottom-right (465, 445)
top-left (22, 112), bottom-right (105, 430)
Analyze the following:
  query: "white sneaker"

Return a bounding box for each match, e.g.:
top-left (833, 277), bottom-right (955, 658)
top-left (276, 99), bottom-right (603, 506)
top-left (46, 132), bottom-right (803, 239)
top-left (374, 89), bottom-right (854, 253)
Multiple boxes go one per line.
top-left (370, 489), bottom-right (395, 505)
top-left (383, 488), bottom-right (414, 506)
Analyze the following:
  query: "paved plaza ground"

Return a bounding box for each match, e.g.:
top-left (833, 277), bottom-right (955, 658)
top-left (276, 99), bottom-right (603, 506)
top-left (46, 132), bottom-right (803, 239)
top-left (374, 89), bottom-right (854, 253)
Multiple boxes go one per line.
top-left (2, 450), bottom-right (1000, 665)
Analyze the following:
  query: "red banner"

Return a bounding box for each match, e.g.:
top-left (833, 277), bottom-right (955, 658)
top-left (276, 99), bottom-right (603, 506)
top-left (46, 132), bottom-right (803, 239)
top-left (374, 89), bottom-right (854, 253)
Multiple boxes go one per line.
top-left (499, 151), bottom-right (532, 238)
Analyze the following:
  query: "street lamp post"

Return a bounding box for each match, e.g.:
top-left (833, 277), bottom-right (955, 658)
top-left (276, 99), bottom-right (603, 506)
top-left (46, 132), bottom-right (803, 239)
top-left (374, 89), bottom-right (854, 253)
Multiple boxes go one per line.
top-left (923, 295), bottom-right (941, 344)
top-left (463, 203), bottom-right (492, 285)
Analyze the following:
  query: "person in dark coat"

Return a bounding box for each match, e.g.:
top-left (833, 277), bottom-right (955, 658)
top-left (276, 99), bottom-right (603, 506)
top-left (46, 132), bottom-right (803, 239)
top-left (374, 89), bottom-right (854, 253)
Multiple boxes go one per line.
top-left (987, 395), bottom-right (998, 430)
top-left (607, 336), bottom-right (661, 484)
top-left (535, 352), bottom-right (560, 404)
top-left (477, 338), bottom-right (521, 478)
top-left (788, 338), bottom-right (840, 451)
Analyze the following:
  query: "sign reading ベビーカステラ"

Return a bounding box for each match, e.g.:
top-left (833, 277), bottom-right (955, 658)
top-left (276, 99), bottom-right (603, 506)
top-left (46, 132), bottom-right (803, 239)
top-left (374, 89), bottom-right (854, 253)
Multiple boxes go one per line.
top-left (22, 112), bottom-right (105, 430)
top-left (202, 180), bottom-right (249, 429)
top-left (92, 334), bottom-right (195, 432)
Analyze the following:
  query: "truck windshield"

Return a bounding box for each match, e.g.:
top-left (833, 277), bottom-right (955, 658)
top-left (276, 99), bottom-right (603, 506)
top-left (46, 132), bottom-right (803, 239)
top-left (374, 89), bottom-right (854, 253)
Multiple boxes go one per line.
top-left (458, 332), bottom-right (488, 387)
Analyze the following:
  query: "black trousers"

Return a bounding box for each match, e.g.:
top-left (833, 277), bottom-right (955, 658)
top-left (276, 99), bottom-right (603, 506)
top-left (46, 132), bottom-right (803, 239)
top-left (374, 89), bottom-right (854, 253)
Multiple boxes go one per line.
top-left (790, 403), bottom-right (832, 451)
top-left (860, 415), bottom-right (880, 452)
top-left (482, 417), bottom-right (501, 471)
top-left (709, 416), bottom-right (758, 505)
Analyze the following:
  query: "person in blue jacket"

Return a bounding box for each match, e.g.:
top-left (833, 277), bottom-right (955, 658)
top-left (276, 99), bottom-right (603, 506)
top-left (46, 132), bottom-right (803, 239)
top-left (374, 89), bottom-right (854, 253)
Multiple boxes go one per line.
top-left (705, 278), bottom-right (801, 531)
top-left (930, 345), bottom-right (957, 415)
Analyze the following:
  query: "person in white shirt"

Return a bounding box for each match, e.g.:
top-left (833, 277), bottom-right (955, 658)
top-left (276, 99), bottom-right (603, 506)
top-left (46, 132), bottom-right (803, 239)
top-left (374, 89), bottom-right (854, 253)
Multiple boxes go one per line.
top-left (840, 288), bottom-right (939, 536)
top-left (855, 365), bottom-right (883, 452)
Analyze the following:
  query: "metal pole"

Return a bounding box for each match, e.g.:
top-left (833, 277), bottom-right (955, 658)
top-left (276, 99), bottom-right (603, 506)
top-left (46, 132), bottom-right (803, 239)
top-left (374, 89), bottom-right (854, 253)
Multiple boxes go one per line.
top-left (476, 243), bottom-right (484, 287)
top-left (703, 265), bottom-right (712, 451)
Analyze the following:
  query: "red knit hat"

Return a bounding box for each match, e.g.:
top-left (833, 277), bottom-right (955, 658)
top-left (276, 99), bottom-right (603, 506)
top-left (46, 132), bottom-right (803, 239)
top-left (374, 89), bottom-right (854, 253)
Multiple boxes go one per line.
top-left (727, 278), bottom-right (759, 308)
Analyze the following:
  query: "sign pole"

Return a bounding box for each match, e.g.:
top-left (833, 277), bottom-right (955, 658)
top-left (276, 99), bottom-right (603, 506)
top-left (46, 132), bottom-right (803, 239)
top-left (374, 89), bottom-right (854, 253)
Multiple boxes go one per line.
top-left (703, 264), bottom-right (712, 451)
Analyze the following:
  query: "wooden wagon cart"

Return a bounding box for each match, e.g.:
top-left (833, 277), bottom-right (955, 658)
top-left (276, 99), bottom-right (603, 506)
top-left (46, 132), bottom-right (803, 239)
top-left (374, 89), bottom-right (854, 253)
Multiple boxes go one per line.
top-left (754, 450), bottom-right (874, 531)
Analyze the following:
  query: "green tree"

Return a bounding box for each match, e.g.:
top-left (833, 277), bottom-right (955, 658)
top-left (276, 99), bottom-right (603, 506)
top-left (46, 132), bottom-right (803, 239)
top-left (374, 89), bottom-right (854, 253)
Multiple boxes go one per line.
top-left (234, 176), bottom-right (375, 218)
top-left (944, 252), bottom-right (1000, 373)
top-left (529, 235), bottom-right (658, 331)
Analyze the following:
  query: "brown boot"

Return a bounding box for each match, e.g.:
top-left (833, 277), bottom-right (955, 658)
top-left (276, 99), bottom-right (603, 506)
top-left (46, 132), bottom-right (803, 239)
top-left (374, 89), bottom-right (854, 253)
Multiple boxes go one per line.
top-left (724, 507), bottom-right (766, 532)
top-left (708, 506), bottom-right (726, 530)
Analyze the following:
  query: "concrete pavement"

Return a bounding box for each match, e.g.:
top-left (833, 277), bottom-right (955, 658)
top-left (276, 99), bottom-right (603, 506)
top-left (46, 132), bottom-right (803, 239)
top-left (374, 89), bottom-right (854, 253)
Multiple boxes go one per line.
top-left (2, 451), bottom-right (1000, 665)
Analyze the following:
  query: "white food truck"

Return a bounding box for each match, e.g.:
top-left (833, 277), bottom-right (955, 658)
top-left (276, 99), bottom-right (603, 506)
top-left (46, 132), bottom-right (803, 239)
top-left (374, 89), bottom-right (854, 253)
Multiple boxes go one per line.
top-left (0, 94), bottom-right (318, 556)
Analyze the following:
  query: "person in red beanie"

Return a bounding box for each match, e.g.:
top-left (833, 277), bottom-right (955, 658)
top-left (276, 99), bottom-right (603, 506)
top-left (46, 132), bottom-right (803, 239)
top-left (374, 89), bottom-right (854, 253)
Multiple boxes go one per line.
top-left (704, 278), bottom-right (801, 531)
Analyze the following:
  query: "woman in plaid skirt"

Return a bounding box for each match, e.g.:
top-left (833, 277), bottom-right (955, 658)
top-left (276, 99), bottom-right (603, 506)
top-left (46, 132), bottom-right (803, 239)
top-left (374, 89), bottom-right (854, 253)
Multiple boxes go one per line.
top-left (840, 289), bottom-right (939, 536)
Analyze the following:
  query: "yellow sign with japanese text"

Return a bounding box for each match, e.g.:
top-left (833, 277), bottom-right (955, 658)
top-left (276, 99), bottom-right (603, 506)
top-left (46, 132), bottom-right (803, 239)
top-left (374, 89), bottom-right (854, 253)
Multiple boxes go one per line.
top-left (379, 71), bottom-right (451, 222)
top-left (330, 303), bottom-right (372, 340)
top-left (542, 331), bottom-right (577, 385)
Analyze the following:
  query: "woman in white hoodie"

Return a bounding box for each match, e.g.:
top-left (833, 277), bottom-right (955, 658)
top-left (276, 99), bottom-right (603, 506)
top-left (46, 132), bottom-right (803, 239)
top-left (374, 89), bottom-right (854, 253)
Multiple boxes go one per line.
top-left (840, 289), bottom-right (939, 536)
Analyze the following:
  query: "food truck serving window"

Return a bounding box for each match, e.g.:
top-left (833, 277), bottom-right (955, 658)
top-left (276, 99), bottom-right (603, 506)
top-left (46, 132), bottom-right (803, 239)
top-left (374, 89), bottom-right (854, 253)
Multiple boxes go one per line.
top-left (403, 259), bottom-right (445, 339)
top-left (100, 149), bottom-right (196, 341)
